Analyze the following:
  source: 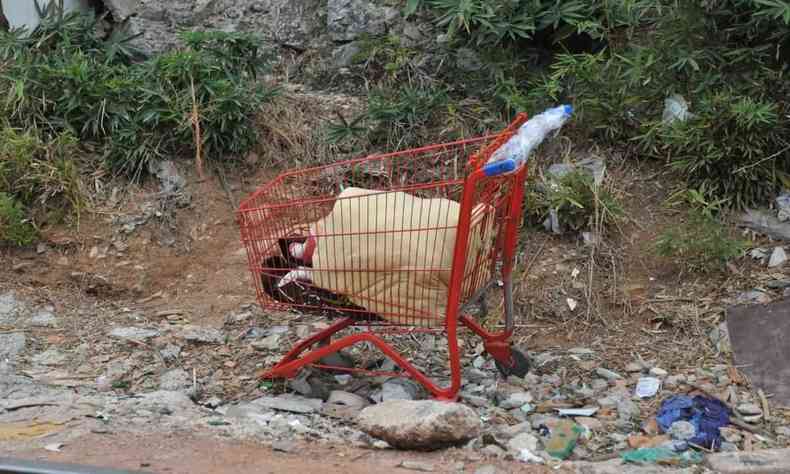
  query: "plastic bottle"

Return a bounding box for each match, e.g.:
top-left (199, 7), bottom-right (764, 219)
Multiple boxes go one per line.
top-left (488, 104), bottom-right (573, 167)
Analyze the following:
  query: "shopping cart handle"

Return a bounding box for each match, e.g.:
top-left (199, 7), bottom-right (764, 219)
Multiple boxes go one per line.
top-left (482, 159), bottom-right (517, 177)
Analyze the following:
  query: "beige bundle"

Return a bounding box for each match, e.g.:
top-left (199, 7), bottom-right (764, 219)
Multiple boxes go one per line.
top-left (295, 187), bottom-right (495, 326)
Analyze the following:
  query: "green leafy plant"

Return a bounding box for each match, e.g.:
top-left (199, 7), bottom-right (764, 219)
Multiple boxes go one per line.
top-left (654, 189), bottom-right (749, 272)
top-left (0, 6), bottom-right (276, 176)
top-left (0, 193), bottom-right (37, 246)
top-left (526, 169), bottom-right (623, 232)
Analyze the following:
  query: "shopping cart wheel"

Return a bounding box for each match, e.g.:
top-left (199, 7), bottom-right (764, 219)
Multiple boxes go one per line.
top-left (495, 349), bottom-right (530, 378)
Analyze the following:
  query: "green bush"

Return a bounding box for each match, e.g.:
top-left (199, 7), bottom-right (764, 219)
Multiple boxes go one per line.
top-left (0, 126), bottom-right (82, 244)
top-left (0, 6), bottom-right (276, 176)
top-left (0, 193), bottom-right (37, 246)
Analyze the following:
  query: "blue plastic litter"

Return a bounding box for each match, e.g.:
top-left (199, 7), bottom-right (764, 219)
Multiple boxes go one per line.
top-left (656, 395), bottom-right (730, 450)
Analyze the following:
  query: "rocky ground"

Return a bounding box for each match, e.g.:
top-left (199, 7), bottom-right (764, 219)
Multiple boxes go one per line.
top-left (3, 85), bottom-right (790, 472)
top-left (2, 278), bottom-right (789, 473)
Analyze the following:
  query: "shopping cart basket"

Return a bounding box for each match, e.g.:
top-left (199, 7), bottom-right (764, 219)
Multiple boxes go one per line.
top-left (237, 114), bottom-right (532, 400)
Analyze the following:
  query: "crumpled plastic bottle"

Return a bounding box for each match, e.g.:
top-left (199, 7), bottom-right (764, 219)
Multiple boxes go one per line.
top-left (488, 104), bottom-right (573, 168)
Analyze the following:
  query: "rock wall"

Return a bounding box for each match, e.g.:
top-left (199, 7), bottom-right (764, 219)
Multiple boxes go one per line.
top-left (103, 0), bottom-right (409, 58)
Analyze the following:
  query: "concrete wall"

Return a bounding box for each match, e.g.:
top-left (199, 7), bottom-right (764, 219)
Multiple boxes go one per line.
top-left (2, 0), bottom-right (90, 31)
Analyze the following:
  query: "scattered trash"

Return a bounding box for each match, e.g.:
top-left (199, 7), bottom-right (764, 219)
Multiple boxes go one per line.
top-left (566, 298), bottom-right (578, 312)
top-left (545, 420), bottom-right (582, 460)
top-left (621, 447), bottom-right (703, 466)
top-left (656, 395), bottom-right (730, 449)
top-left (516, 448), bottom-right (545, 464)
top-left (662, 94), bottom-right (693, 124)
top-left (557, 407), bottom-right (598, 417)
top-left (635, 377), bottom-right (662, 398)
top-left (43, 443), bottom-right (64, 453)
top-left (668, 420), bottom-right (697, 441)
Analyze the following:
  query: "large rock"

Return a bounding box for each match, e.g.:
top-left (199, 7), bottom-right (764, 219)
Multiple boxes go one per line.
top-left (356, 400), bottom-right (481, 450)
top-left (115, 0), bottom-right (327, 55)
top-left (706, 448), bottom-right (790, 473)
top-left (327, 0), bottom-right (399, 42)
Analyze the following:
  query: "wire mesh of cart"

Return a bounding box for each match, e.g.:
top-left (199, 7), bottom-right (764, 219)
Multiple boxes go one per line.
top-left (236, 113), bottom-right (531, 400)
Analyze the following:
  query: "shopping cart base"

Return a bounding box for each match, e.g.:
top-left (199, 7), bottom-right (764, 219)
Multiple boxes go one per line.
top-left (259, 314), bottom-right (528, 400)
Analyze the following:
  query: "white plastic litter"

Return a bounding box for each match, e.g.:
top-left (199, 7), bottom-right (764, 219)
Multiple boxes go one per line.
top-left (517, 448), bottom-right (545, 464)
top-left (557, 407), bottom-right (598, 417)
top-left (488, 105), bottom-right (573, 168)
top-left (635, 377), bottom-right (662, 398)
top-left (662, 94), bottom-right (693, 124)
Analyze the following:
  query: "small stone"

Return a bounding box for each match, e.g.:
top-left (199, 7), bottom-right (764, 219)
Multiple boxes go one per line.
top-left (109, 327), bottom-right (159, 341)
top-left (159, 369), bottom-right (191, 391)
top-left (382, 378), bottom-right (420, 401)
top-left (326, 390), bottom-right (368, 409)
top-left (720, 441), bottom-right (739, 452)
top-left (707, 448), bottom-right (790, 473)
top-left (625, 362), bottom-right (643, 373)
top-left (768, 247), bottom-right (787, 267)
top-left (500, 392), bottom-right (534, 410)
top-left (251, 395), bottom-right (322, 414)
top-left (0, 292), bottom-right (21, 322)
top-left (668, 421), bottom-right (696, 441)
top-left (735, 290), bottom-right (772, 305)
top-left (473, 464), bottom-right (498, 474)
top-left (179, 325), bottom-right (225, 344)
top-left (507, 432), bottom-right (539, 454)
top-left (0, 333), bottom-right (26, 361)
top-left (481, 445), bottom-right (505, 458)
top-left (595, 368), bottom-right (623, 381)
top-left (251, 333), bottom-right (281, 351)
top-left (591, 379), bottom-right (609, 391)
top-left (736, 403), bottom-right (763, 416)
top-left (616, 398), bottom-right (640, 421)
top-left (32, 348), bottom-right (68, 366)
top-left (356, 400), bottom-right (481, 450)
top-left (272, 440), bottom-right (297, 453)
top-left (775, 426), bottom-right (790, 437)
top-left (499, 421), bottom-right (532, 438)
top-left (461, 393), bottom-right (489, 408)
top-left (159, 344), bottom-right (181, 362)
top-left (568, 347), bottom-right (595, 356)
top-left (575, 417), bottom-right (603, 431)
top-left (664, 374), bottom-right (687, 388)
top-left (28, 309), bottom-right (57, 327)
top-left (720, 427), bottom-right (743, 443)
top-left (398, 461), bottom-right (434, 472)
top-left (742, 414), bottom-right (763, 423)
top-left (464, 367), bottom-right (489, 384)
top-left (649, 367), bottom-right (668, 377)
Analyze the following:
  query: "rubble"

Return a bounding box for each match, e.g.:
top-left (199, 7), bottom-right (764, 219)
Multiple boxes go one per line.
top-left (109, 327), bottom-right (160, 341)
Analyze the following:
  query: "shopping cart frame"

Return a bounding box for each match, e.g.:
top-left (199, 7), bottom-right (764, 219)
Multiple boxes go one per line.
top-left (237, 113), bottom-right (531, 400)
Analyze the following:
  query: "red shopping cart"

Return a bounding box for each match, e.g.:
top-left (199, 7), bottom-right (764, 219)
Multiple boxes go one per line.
top-left (237, 114), bottom-right (531, 400)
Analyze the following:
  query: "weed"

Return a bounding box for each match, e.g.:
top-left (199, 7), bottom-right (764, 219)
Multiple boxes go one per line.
top-left (0, 193), bottom-right (37, 246)
top-left (526, 169), bottom-right (623, 232)
top-left (654, 210), bottom-right (748, 272)
top-left (654, 189), bottom-right (749, 272)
